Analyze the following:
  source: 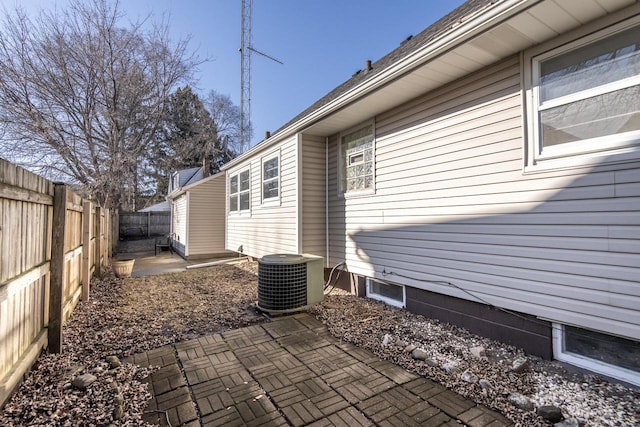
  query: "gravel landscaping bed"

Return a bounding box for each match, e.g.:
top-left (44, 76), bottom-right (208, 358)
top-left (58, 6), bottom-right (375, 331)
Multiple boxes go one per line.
top-left (309, 293), bottom-right (639, 427)
top-left (1, 261), bottom-right (637, 426)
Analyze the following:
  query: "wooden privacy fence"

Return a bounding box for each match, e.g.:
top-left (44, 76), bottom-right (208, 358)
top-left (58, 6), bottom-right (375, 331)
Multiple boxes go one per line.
top-left (0, 159), bottom-right (110, 406)
top-left (119, 211), bottom-right (170, 239)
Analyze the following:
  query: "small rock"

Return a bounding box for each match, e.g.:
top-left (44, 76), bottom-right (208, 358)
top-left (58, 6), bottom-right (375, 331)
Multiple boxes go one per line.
top-left (72, 373), bottom-right (97, 390)
top-left (106, 355), bottom-right (121, 368)
top-left (92, 366), bottom-right (104, 374)
top-left (479, 379), bottom-right (493, 390)
top-left (537, 405), bottom-right (564, 423)
top-left (62, 382), bottom-right (72, 390)
top-left (382, 334), bottom-right (391, 346)
top-left (411, 348), bottom-right (429, 360)
top-left (510, 357), bottom-right (529, 373)
top-left (424, 358), bottom-right (438, 367)
top-left (442, 362), bottom-right (458, 374)
top-left (113, 404), bottom-right (124, 420)
top-left (395, 339), bottom-right (408, 348)
top-left (508, 393), bottom-right (534, 411)
top-left (470, 346), bottom-right (487, 358)
top-left (554, 418), bottom-right (579, 427)
top-left (403, 344), bottom-right (417, 353)
top-left (461, 370), bottom-right (479, 383)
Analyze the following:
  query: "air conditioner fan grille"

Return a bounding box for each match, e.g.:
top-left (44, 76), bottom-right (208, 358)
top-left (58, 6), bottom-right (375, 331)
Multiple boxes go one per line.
top-left (258, 262), bottom-right (307, 311)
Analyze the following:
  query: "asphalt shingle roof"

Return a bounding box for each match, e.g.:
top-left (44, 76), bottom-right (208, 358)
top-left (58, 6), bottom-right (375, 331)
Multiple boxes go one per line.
top-left (273, 0), bottom-right (497, 137)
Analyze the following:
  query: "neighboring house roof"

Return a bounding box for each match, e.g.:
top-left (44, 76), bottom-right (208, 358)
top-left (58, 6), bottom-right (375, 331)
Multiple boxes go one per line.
top-left (166, 171), bottom-right (225, 200)
top-left (138, 201), bottom-right (170, 212)
top-left (168, 167), bottom-right (204, 195)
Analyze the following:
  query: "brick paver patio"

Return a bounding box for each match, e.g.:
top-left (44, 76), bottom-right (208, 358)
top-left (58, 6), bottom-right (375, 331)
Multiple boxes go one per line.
top-left (125, 313), bottom-right (513, 427)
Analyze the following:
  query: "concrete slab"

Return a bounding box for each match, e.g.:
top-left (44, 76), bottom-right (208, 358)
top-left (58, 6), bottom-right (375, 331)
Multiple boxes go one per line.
top-left (129, 251), bottom-right (190, 277)
top-left (114, 237), bottom-right (244, 277)
top-left (126, 313), bottom-right (514, 427)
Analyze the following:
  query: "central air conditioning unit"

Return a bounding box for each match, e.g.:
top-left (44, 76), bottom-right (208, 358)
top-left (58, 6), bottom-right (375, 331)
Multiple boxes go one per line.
top-left (257, 254), bottom-right (324, 314)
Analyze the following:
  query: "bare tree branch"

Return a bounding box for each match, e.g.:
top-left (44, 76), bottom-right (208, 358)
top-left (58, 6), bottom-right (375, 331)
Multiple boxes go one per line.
top-left (0, 0), bottom-right (198, 209)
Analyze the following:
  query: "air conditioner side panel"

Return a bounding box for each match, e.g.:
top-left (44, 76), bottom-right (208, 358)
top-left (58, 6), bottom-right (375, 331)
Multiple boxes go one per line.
top-left (304, 255), bottom-right (325, 305)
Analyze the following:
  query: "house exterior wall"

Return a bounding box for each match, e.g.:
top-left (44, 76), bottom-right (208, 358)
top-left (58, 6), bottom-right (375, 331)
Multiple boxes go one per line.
top-left (171, 194), bottom-right (188, 257)
top-left (327, 134), bottom-right (345, 267)
top-left (327, 54), bottom-right (640, 353)
top-left (226, 135), bottom-right (299, 258)
top-left (187, 174), bottom-right (229, 258)
top-left (300, 134), bottom-right (327, 260)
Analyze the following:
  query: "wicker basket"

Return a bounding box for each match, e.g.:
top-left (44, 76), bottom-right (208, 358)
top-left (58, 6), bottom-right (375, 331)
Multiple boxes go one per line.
top-left (112, 259), bottom-right (135, 278)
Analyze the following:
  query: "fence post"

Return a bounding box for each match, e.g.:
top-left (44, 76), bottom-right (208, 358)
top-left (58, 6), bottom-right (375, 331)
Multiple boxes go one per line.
top-left (111, 210), bottom-right (119, 256)
top-left (81, 200), bottom-right (92, 301)
top-left (95, 206), bottom-right (103, 276)
top-left (147, 211), bottom-right (151, 237)
top-left (48, 183), bottom-right (66, 354)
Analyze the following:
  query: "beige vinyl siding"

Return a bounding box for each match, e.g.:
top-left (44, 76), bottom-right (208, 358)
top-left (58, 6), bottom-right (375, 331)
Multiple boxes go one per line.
top-left (300, 134), bottom-right (326, 260)
top-left (226, 135), bottom-right (298, 258)
top-left (187, 174), bottom-right (227, 256)
top-left (172, 195), bottom-right (187, 256)
top-left (327, 55), bottom-right (640, 341)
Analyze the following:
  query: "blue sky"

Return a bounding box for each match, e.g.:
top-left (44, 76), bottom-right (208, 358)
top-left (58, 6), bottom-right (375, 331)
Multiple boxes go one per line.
top-left (1, 0), bottom-right (466, 148)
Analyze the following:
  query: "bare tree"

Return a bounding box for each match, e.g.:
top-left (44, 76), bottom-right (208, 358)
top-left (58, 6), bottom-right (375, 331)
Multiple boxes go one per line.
top-left (205, 90), bottom-right (248, 157)
top-left (0, 0), bottom-right (197, 209)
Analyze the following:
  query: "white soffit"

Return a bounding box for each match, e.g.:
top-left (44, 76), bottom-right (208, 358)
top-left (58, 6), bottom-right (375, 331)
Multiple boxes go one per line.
top-left (303, 0), bottom-right (636, 137)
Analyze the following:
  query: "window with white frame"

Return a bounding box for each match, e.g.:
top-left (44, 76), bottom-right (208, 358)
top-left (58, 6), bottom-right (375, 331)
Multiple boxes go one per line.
top-left (366, 278), bottom-right (405, 308)
top-left (527, 20), bottom-right (640, 165)
top-left (552, 323), bottom-right (640, 386)
top-left (229, 169), bottom-right (250, 213)
top-left (340, 123), bottom-right (374, 193)
top-left (262, 154), bottom-right (279, 202)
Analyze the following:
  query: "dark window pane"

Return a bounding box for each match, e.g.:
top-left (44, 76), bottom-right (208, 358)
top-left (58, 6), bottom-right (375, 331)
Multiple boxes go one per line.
top-left (240, 170), bottom-right (250, 191)
top-left (263, 180), bottom-right (278, 199)
top-left (370, 280), bottom-right (403, 302)
top-left (229, 195), bottom-right (238, 212)
top-left (230, 175), bottom-right (238, 194)
top-left (565, 326), bottom-right (640, 373)
top-left (349, 152), bottom-right (364, 165)
top-left (262, 179), bottom-right (278, 199)
top-left (239, 192), bottom-right (250, 210)
top-left (263, 157), bottom-right (278, 180)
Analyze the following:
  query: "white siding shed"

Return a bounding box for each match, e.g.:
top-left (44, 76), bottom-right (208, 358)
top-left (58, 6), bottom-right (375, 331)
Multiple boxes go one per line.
top-left (168, 171), bottom-right (230, 259)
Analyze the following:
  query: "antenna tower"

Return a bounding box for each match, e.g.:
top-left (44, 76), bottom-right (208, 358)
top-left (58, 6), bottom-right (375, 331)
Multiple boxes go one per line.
top-left (240, 0), bottom-right (282, 153)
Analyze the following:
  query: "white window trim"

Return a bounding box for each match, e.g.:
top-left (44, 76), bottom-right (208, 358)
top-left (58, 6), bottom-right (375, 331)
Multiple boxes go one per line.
top-left (261, 150), bottom-right (281, 205)
top-left (524, 16), bottom-right (640, 172)
top-left (552, 324), bottom-right (640, 387)
top-left (338, 120), bottom-right (376, 198)
top-left (366, 278), bottom-right (405, 308)
top-left (228, 167), bottom-right (251, 216)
